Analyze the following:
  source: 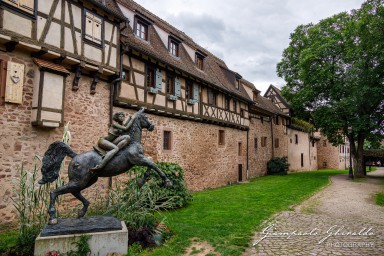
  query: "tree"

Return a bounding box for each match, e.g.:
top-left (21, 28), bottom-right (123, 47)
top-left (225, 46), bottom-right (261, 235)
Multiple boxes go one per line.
top-left (277, 0), bottom-right (384, 178)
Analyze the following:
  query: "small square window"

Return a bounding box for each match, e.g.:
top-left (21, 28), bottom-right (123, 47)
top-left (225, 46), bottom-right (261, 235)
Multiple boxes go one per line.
top-left (235, 79), bottom-right (240, 90)
top-left (163, 130), bottom-right (172, 150)
top-left (122, 68), bottom-right (130, 83)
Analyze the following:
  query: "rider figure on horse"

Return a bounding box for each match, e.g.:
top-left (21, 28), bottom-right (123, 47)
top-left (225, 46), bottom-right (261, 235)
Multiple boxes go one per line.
top-left (90, 109), bottom-right (141, 172)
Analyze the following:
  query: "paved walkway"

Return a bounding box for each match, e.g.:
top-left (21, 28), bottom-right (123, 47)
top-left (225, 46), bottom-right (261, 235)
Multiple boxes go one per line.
top-left (243, 168), bottom-right (384, 256)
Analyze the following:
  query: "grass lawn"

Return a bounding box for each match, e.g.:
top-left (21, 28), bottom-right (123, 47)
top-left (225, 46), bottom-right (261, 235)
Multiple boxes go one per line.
top-left (0, 230), bottom-right (18, 253)
top-left (375, 192), bottom-right (384, 206)
top-left (143, 169), bottom-right (345, 256)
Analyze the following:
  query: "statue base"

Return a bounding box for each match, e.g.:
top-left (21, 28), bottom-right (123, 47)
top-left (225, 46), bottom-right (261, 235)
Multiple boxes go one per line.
top-left (34, 216), bottom-right (128, 256)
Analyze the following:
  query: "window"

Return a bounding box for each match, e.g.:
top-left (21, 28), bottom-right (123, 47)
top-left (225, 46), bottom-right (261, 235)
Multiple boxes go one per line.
top-left (84, 10), bottom-right (103, 45)
top-left (163, 130), bottom-right (172, 150)
top-left (186, 81), bottom-right (193, 100)
top-left (218, 130), bottom-right (225, 146)
top-left (147, 66), bottom-right (155, 88)
top-left (225, 96), bottom-right (230, 110)
top-left (122, 68), bottom-right (130, 83)
top-left (240, 109), bottom-right (244, 118)
top-left (0, 59), bottom-right (6, 106)
top-left (208, 88), bottom-right (216, 106)
top-left (275, 138), bottom-right (279, 148)
top-left (235, 79), bottom-right (240, 90)
top-left (135, 19), bottom-right (148, 40)
top-left (301, 153), bottom-right (304, 167)
top-left (233, 100), bottom-right (237, 112)
top-left (323, 161), bottom-right (328, 168)
top-left (166, 74), bottom-right (175, 94)
top-left (168, 38), bottom-right (179, 57)
top-left (275, 116), bottom-right (279, 125)
top-left (196, 54), bottom-right (204, 70)
top-left (238, 142), bottom-right (242, 156)
top-left (261, 137), bottom-right (267, 147)
top-left (254, 138), bottom-right (258, 149)
top-left (1, 0), bottom-right (35, 15)
top-left (312, 141), bottom-right (315, 147)
top-left (295, 134), bottom-right (298, 144)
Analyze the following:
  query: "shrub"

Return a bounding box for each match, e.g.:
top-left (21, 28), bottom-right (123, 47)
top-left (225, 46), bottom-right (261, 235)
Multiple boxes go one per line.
top-left (131, 162), bottom-right (192, 209)
top-left (267, 157), bottom-right (289, 175)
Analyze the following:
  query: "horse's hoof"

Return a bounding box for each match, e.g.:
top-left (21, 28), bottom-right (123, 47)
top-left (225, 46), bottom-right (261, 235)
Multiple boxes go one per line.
top-left (48, 218), bottom-right (58, 225)
top-left (165, 180), bottom-right (173, 187)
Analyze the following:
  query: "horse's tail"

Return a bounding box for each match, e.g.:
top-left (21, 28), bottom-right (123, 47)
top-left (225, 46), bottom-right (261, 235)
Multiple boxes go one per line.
top-left (38, 141), bottom-right (77, 185)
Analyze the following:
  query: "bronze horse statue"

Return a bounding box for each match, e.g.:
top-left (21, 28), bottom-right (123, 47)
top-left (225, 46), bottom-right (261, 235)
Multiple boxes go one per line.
top-left (39, 109), bottom-right (172, 225)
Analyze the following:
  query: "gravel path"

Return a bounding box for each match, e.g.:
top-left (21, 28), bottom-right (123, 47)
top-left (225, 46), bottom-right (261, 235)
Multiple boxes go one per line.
top-left (243, 168), bottom-right (384, 256)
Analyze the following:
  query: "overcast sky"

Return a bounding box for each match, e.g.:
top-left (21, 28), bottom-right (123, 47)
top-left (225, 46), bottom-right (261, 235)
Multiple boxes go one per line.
top-left (133, 0), bottom-right (364, 94)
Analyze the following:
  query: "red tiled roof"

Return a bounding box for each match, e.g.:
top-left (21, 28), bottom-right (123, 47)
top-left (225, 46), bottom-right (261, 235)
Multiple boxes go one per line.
top-left (117, 0), bottom-right (253, 103)
top-left (33, 58), bottom-right (70, 75)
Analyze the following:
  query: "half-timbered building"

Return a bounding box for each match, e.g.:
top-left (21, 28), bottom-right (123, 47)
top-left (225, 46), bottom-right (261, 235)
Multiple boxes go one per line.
top-left (0, 0), bottom-right (126, 224)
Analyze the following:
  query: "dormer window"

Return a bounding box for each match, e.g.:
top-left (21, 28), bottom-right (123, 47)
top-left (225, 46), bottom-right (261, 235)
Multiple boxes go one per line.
top-left (84, 10), bottom-right (103, 45)
top-left (134, 16), bottom-right (150, 41)
top-left (169, 39), bottom-right (179, 56)
top-left (195, 50), bottom-right (207, 70)
top-left (235, 73), bottom-right (242, 90)
top-left (1, 0), bottom-right (35, 15)
top-left (168, 36), bottom-right (181, 57)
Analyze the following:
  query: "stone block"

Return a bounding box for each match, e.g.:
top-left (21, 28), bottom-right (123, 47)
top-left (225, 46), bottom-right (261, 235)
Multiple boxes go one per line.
top-left (34, 220), bottom-right (128, 256)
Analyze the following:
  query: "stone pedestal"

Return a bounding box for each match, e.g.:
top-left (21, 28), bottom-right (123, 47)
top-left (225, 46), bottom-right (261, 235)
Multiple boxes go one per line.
top-left (34, 216), bottom-right (128, 256)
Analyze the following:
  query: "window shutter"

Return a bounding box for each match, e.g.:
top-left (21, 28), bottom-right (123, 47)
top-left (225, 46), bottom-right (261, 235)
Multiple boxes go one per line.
top-left (155, 69), bottom-right (162, 91)
top-left (19, 0), bottom-right (34, 13)
top-left (5, 62), bottom-right (24, 104)
top-left (175, 77), bottom-right (181, 97)
top-left (5, 0), bottom-right (19, 9)
top-left (93, 16), bottom-right (102, 43)
top-left (193, 83), bottom-right (199, 103)
top-left (85, 13), bottom-right (94, 41)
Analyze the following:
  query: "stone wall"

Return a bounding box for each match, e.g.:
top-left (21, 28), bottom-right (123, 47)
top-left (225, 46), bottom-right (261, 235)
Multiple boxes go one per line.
top-left (317, 136), bottom-right (340, 169)
top-left (0, 50), bottom-right (112, 227)
top-left (287, 128), bottom-right (318, 171)
top-left (248, 118), bottom-right (273, 178)
top-left (112, 108), bottom-right (248, 191)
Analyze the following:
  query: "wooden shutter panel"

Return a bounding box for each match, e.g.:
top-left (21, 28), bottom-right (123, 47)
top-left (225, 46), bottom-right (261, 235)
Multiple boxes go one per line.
top-left (0, 60), bottom-right (7, 105)
top-left (193, 83), bottom-right (199, 103)
top-left (93, 16), bottom-right (102, 43)
top-left (19, 0), bottom-right (34, 13)
top-left (85, 13), bottom-right (93, 41)
top-left (5, 62), bottom-right (24, 104)
top-left (175, 77), bottom-right (181, 97)
top-left (155, 69), bottom-right (162, 91)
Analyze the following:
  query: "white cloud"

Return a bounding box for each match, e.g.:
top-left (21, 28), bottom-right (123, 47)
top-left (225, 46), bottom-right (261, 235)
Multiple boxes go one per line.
top-left (133, 0), bottom-right (364, 93)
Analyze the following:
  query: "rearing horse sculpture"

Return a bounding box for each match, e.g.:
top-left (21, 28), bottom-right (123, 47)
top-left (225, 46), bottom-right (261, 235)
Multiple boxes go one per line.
top-left (39, 109), bottom-right (172, 225)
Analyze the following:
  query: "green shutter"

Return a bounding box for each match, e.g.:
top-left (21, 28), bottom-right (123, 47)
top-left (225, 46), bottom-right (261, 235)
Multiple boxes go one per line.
top-left (155, 69), bottom-right (162, 91)
top-left (193, 83), bottom-right (199, 103)
top-left (175, 77), bottom-right (181, 97)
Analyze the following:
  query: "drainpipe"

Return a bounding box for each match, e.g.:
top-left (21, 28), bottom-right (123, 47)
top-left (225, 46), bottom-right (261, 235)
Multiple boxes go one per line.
top-left (270, 115), bottom-right (275, 158)
top-left (246, 129), bottom-right (249, 180)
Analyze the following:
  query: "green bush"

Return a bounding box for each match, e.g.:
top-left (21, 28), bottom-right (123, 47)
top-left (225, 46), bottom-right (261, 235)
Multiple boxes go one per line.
top-left (267, 157), bottom-right (289, 175)
top-left (130, 162), bottom-right (192, 209)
